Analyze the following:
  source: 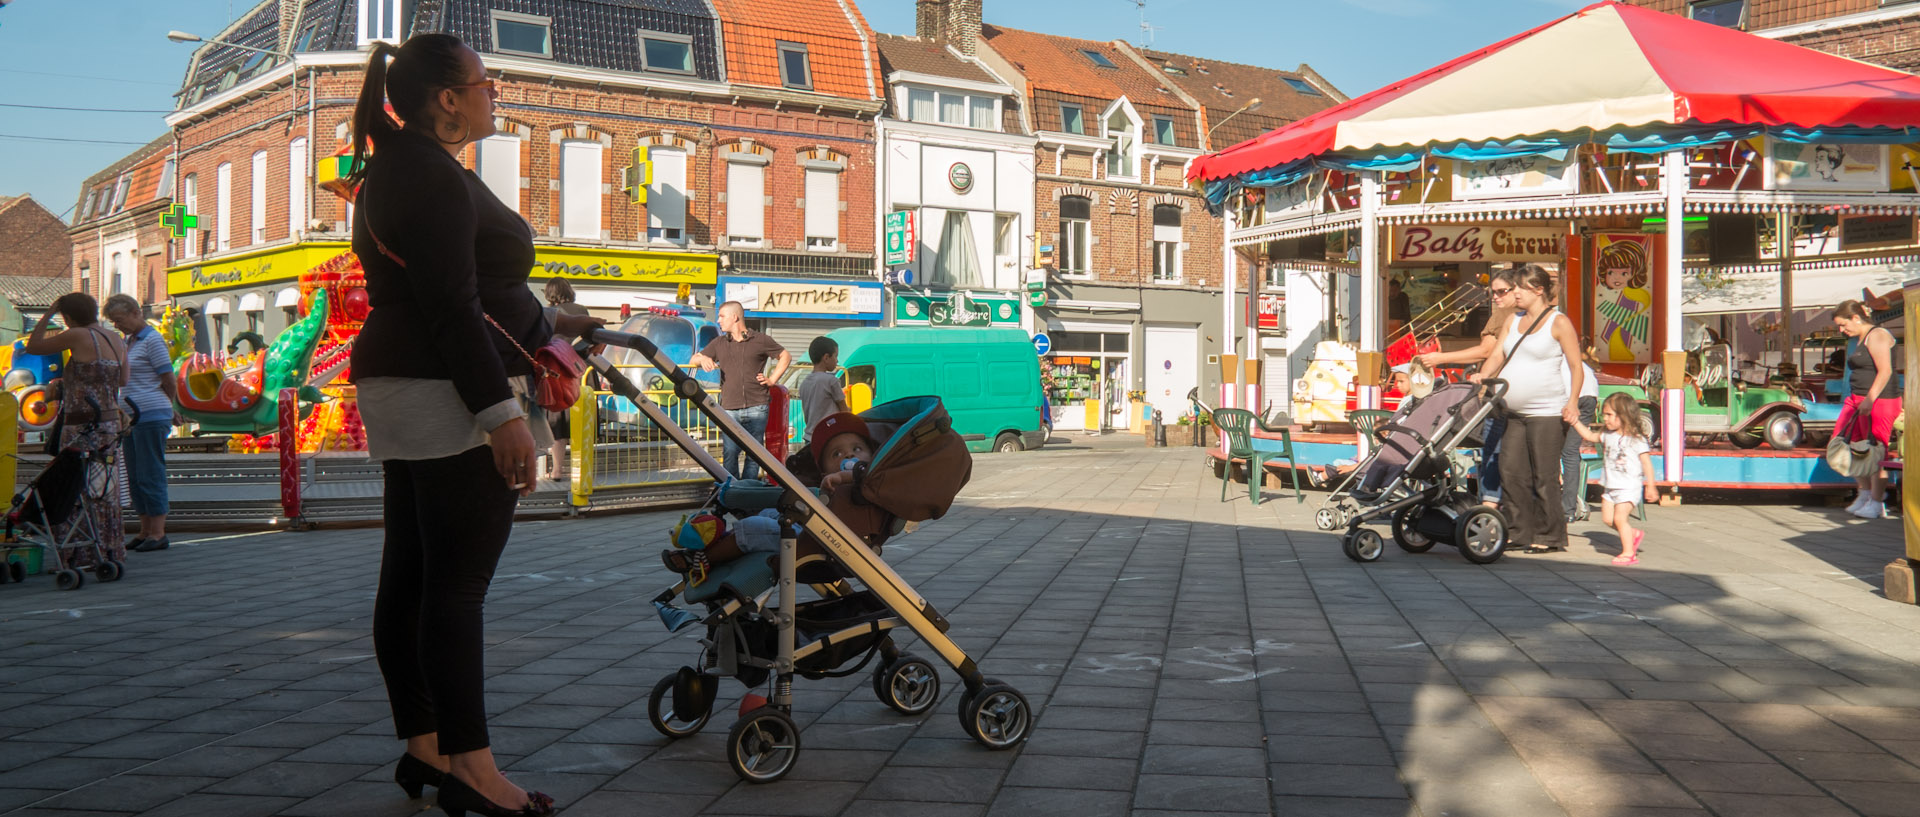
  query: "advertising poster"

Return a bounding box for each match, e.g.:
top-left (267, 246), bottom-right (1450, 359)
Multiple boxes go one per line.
top-left (1592, 233), bottom-right (1653, 365)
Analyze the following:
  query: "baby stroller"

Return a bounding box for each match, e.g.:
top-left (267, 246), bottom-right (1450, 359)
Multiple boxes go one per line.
top-left (1316, 380), bottom-right (1512, 565)
top-left (3, 401), bottom-right (138, 590)
top-left (578, 326), bottom-right (1032, 783)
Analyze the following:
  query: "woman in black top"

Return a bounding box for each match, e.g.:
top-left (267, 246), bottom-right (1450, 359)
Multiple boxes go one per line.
top-left (348, 34), bottom-right (596, 817)
top-left (1833, 300), bottom-right (1899, 519)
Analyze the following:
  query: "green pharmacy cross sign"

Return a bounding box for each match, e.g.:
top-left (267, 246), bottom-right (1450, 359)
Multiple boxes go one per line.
top-left (160, 204), bottom-right (199, 239)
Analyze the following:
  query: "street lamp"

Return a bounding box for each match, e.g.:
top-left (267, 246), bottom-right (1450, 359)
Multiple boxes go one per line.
top-left (1207, 97), bottom-right (1263, 139)
top-left (167, 30), bottom-right (290, 58)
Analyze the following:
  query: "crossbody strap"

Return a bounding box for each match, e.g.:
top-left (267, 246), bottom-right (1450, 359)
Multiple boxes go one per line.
top-left (1486, 308), bottom-right (1554, 381)
top-left (361, 190), bottom-right (543, 373)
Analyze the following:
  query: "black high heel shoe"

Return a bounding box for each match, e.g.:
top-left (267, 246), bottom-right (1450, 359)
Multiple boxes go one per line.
top-left (394, 753), bottom-right (448, 799)
top-left (436, 775), bottom-right (554, 817)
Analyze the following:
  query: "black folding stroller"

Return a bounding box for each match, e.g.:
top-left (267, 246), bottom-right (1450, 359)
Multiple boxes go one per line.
top-left (3, 402), bottom-right (139, 590)
top-left (578, 327), bottom-right (1033, 783)
top-left (1320, 380), bottom-right (1513, 565)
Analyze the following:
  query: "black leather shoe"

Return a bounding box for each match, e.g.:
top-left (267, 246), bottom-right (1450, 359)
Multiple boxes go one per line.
top-left (436, 776), bottom-right (554, 817)
top-left (394, 752), bottom-right (448, 799)
top-left (132, 537), bottom-right (169, 552)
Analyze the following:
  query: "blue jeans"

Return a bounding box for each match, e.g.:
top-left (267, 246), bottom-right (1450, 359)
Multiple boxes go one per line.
top-left (122, 420), bottom-right (170, 517)
top-left (724, 404), bottom-right (770, 481)
top-left (1480, 414), bottom-right (1507, 502)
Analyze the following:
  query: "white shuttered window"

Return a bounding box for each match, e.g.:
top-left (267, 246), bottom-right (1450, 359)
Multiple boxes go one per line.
top-left (803, 168), bottom-right (838, 249)
top-left (250, 150), bottom-right (268, 244)
top-left (559, 140), bottom-right (603, 240)
top-left (647, 147), bottom-right (687, 243)
top-left (726, 159), bottom-right (765, 246)
top-left (288, 138), bottom-right (308, 236)
top-left (477, 135), bottom-right (521, 212)
top-left (216, 162), bottom-right (232, 251)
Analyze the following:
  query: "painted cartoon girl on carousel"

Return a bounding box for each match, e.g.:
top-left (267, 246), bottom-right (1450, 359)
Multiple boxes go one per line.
top-left (1594, 238), bottom-right (1652, 362)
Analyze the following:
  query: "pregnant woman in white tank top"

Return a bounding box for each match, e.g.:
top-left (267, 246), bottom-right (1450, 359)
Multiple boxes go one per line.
top-left (1471, 265), bottom-right (1585, 553)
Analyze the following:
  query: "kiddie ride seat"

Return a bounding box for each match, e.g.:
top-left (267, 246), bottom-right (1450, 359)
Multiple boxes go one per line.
top-left (577, 327), bottom-right (1031, 784)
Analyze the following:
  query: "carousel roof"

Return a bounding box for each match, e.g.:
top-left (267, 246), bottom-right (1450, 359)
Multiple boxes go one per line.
top-left (1189, 0), bottom-right (1920, 184)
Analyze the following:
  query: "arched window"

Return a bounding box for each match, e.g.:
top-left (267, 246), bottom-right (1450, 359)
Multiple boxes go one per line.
top-left (1152, 204), bottom-right (1182, 282)
top-left (1058, 196), bottom-right (1091, 274)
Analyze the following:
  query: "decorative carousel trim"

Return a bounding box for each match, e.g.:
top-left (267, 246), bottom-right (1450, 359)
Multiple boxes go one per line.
top-left (1227, 211), bottom-right (1363, 247)
top-left (1684, 251), bottom-right (1920, 276)
top-left (1683, 190), bottom-right (1920, 216)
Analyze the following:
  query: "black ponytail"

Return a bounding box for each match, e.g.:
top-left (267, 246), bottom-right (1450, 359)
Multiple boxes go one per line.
top-left (346, 34), bottom-right (472, 188)
top-left (346, 42), bottom-right (401, 188)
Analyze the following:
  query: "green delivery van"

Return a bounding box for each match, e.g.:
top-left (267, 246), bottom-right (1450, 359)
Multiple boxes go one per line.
top-left (782, 327), bottom-right (1045, 454)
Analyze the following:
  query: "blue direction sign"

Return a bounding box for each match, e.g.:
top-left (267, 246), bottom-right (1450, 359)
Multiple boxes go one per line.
top-left (1032, 332), bottom-right (1052, 356)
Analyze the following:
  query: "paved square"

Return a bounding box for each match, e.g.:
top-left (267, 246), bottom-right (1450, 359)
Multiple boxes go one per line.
top-left (3, 435), bottom-right (1918, 816)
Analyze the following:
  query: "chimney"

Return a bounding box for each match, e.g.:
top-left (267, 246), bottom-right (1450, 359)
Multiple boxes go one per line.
top-left (916, 0), bottom-right (949, 41)
top-left (279, 0), bottom-right (302, 52)
top-left (916, 0), bottom-right (981, 57)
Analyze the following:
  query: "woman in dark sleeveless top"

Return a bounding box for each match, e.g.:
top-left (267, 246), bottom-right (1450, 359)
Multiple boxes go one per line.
top-left (1833, 299), bottom-right (1898, 519)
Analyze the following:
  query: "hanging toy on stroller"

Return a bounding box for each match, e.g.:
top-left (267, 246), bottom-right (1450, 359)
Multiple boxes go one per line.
top-left (577, 326), bottom-right (1033, 784)
top-left (2, 401), bottom-right (140, 590)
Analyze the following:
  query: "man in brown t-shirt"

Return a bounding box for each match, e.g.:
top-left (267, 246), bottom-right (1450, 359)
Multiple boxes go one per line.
top-left (691, 301), bottom-right (791, 479)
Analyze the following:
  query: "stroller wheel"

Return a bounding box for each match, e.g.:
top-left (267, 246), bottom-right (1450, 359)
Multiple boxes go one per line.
top-left (1314, 508), bottom-right (1339, 531)
top-left (1455, 507), bottom-right (1509, 565)
top-left (959, 680), bottom-right (1032, 750)
top-left (1392, 511), bottom-right (1437, 554)
top-left (95, 560), bottom-right (123, 583)
top-left (1342, 528), bottom-right (1385, 563)
top-left (647, 672), bottom-right (714, 739)
top-left (875, 655), bottom-right (941, 716)
top-left (54, 568), bottom-right (83, 591)
top-left (728, 707), bottom-right (801, 783)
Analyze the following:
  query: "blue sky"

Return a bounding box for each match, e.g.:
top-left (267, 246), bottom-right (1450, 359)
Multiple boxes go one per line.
top-left (0, 0), bottom-right (1591, 221)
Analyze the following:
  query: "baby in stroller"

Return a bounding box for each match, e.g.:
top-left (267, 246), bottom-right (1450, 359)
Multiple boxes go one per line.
top-left (660, 412), bottom-right (885, 579)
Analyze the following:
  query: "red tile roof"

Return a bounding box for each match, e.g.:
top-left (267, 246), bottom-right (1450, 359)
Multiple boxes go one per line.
top-left (710, 0), bottom-right (882, 101)
top-left (74, 136), bottom-right (173, 226)
top-left (979, 25), bottom-right (1169, 105)
top-left (875, 33), bottom-right (999, 85)
top-left (1136, 49), bottom-right (1342, 149)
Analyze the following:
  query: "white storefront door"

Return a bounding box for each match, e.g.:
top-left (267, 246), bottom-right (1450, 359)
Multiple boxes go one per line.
top-left (1144, 325), bottom-right (1197, 422)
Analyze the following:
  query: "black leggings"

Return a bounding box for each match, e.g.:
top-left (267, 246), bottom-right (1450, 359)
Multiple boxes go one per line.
top-left (1500, 413), bottom-right (1569, 550)
top-left (373, 445), bottom-right (518, 755)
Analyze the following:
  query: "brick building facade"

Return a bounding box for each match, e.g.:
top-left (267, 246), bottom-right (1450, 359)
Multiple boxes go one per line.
top-left (0, 194), bottom-right (75, 331)
top-left (1623, 0), bottom-right (1920, 72)
top-left (160, 0), bottom-right (884, 350)
top-left (962, 13), bottom-right (1342, 426)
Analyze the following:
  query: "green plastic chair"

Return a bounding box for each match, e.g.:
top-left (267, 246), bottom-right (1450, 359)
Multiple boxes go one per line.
top-left (1348, 409), bottom-right (1395, 443)
top-left (1213, 408), bottom-right (1303, 505)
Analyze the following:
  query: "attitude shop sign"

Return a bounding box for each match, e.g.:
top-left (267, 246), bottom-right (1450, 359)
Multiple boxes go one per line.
top-left (1390, 225), bottom-right (1565, 264)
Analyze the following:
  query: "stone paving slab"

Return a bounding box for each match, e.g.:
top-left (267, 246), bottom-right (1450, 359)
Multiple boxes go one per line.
top-left (2, 433), bottom-right (1918, 816)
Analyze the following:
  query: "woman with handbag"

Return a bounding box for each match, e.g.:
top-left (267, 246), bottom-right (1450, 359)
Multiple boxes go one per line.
top-left (1471, 265), bottom-right (1585, 553)
top-left (347, 34), bottom-right (599, 817)
top-left (1832, 300), bottom-right (1899, 519)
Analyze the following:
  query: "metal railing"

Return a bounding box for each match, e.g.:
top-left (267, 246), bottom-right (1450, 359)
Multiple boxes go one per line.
top-left (568, 365), bottom-right (724, 508)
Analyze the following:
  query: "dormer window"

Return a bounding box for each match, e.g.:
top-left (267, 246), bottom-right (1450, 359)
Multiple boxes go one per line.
top-left (778, 41), bottom-right (812, 90)
top-left (1080, 49), bottom-right (1116, 69)
top-left (1283, 77), bottom-right (1322, 96)
top-left (492, 11), bottom-right (552, 58)
top-left (640, 30), bottom-right (694, 74)
top-left (357, 0), bottom-right (405, 46)
top-left (1162, 64), bottom-right (1186, 76)
top-left (901, 87), bottom-right (999, 131)
top-left (1060, 103), bottom-right (1084, 135)
top-left (1104, 105), bottom-right (1139, 180)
